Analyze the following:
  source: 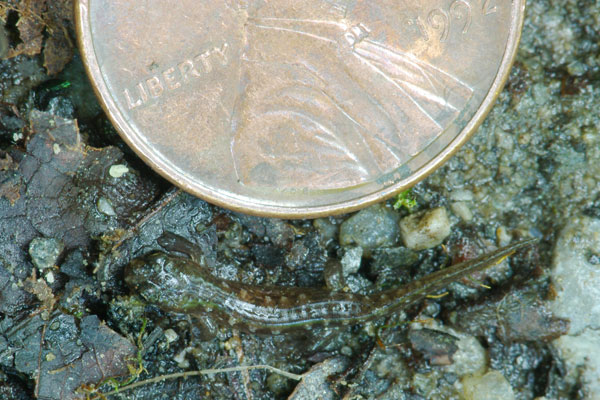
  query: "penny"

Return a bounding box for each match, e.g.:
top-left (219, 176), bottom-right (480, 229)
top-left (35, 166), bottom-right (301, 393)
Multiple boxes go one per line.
top-left (75, 0), bottom-right (525, 217)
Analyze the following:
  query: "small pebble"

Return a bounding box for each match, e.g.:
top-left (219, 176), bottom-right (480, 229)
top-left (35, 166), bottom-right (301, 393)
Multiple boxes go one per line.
top-left (97, 197), bottom-right (117, 216)
top-left (449, 189), bottom-right (474, 202)
top-left (41, 310), bottom-right (51, 321)
top-left (496, 226), bottom-right (512, 246)
top-left (340, 246), bottom-right (362, 276)
top-left (323, 260), bottom-right (345, 291)
top-left (345, 274), bottom-right (372, 294)
top-left (399, 207), bottom-right (451, 250)
top-left (340, 346), bottom-right (353, 356)
top-left (45, 271), bottom-right (55, 284)
top-left (444, 333), bottom-right (487, 377)
top-left (450, 201), bottom-right (473, 222)
top-left (109, 164), bottom-right (129, 178)
top-left (29, 237), bottom-right (64, 270)
top-left (313, 218), bottom-right (338, 244)
top-left (339, 204), bottom-right (400, 256)
top-left (173, 347), bottom-right (192, 369)
top-left (462, 370), bottom-right (515, 400)
top-left (164, 328), bottom-right (179, 343)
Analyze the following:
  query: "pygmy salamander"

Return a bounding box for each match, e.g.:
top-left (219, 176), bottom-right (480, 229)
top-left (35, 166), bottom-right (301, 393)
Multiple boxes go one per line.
top-left (124, 238), bottom-right (536, 334)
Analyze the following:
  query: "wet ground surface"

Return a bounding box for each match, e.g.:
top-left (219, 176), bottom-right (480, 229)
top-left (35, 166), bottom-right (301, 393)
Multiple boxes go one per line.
top-left (1, 0), bottom-right (599, 399)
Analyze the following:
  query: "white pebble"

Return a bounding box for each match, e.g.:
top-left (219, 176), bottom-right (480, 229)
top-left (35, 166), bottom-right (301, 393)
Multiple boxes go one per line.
top-left (45, 271), bottom-right (55, 284)
top-left (97, 197), bottom-right (117, 216)
top-left (449, 189), bottom-right (474, 202)
top-left (450, 202), bottom-right (473, 222)
top-left (109, 164), bottom-right (129, 178)
top-left (444, 334), bottom-right (487, 377)
top-left (496, 226), bottom-right (512, 246)
top-left (341, 246), bottom-right (362, 276)
top-left (164, 328), bottom-right (178, 343)
top-left (462, 370), bottom-right (515, 400)
top-left (399, 207), bottom-right (451, 250)
top-left (173, 347), bottom-right (192, 368)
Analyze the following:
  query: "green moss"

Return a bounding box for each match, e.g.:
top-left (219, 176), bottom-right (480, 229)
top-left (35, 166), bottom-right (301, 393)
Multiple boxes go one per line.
top-left (393, 190), bottom-right (417, 212)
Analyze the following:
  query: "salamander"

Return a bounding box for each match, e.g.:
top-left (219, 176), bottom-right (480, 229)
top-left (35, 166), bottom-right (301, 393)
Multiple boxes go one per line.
top-left (124, 237), bottom-right (536, 334)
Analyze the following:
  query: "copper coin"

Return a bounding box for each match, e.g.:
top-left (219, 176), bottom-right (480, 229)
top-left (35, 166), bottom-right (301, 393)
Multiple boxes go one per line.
top-left (75, 0), bottom-right (525, 218)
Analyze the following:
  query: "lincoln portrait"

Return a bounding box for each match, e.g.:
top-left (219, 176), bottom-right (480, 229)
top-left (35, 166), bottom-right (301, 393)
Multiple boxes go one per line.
top-left (228, 0), bottom-right (473, 189)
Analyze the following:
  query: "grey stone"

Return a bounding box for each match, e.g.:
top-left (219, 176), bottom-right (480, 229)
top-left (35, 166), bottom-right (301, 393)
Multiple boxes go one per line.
top-left (345, 274), bottom-right (372, 294)
top-left (340, 246), bottom-right (362, 276)
top-left (28, 237), bottom-right (64, 270)
top-left (313, 217), bottom-right (338, 245)
top-left (323, 259), bottom-right (344, 291)
top-left (339, 204), bottom-right (400, 256)
top-left (97, 197), bottom-right (117, 216)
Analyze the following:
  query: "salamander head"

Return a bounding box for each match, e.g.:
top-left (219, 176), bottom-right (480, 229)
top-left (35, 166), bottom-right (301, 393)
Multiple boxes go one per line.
top-left (124, 253), bottom-right (198, 312)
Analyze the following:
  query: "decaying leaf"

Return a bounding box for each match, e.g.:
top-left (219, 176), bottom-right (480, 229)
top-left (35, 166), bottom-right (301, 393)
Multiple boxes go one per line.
top-left (0, 0), bottom-right (74, 74)
top-left (0, 259), bottom-right (35, 315)
top-left (23, 269), bottom-right (56, 310)
top-left (1, 0), bottom-right (45, 58)
top-left (0, 110), bottom-right (160, 274)
top-left (0, 313), bottom-right (137, 400)
top-left (42, 0), bottom-right (73, 75)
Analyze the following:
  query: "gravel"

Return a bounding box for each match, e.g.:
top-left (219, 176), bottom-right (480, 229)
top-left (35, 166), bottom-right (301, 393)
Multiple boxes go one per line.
top-left (339, 204), bottom-right (400, 255)
top-left (462, 370), bottom-right (516, 400)
top-left (550, 216), bottom-right (600, 398)
top-left (399, 207), bottom-right (452, 250)
top-left (28, 237), bottom-right (64, 271)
